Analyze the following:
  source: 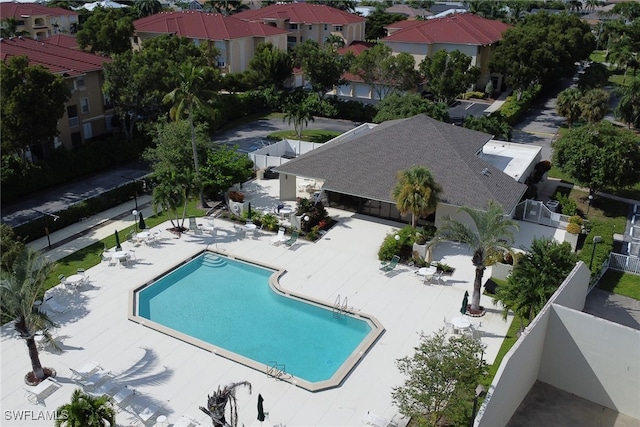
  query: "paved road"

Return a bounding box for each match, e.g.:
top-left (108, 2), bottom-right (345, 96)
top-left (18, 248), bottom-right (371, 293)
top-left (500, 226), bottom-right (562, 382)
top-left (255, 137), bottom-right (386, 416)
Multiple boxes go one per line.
top-left (2, 117), bottom-right (359, 227)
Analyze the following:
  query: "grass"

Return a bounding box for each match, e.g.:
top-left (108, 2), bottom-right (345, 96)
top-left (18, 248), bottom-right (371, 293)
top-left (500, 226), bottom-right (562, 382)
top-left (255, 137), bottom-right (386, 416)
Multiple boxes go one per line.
top-left (589, 50), bottom-right (606, 63)
top-left (45, 200), bottom-right (207, 290)
top-left (597, 269), bottom-right (640, 299)
top-left (266, 129), bottom-right (342, 143)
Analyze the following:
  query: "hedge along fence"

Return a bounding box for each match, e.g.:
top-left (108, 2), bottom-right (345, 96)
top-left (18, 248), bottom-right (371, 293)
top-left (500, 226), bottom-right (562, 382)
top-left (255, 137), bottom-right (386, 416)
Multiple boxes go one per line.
top-left (11, 181), bottom-right (144, 244)
top-left (492, 84), bottom-right (541, 125)
top-left (1, 134), bottom-right (148, 204)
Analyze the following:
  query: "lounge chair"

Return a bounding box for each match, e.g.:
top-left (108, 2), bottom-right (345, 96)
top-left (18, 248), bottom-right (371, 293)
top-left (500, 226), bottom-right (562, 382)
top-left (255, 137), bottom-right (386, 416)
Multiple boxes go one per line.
top-left (188, 217), bottom-right (202, 235)
top-left (40, 295), bottom-right (69, 315)
top-left (86, 380), bottom-right (120, 398)
top-left (23, 377), bottom-right (61, 404)
top-left (284, 230), bottom-right (299, 248)
top-left (270, 227), bottom-right (286, 245)
top-left (76, 371), bottom-right (113, 390)
top-left (58, 274), bottom-right (69, 286)
top-left (173, 415), bottom-right (201, 427)
top-left (70, 361), bottom-right (102, 381)
top-left (379, 255), bottom-right (400, 273)
top-left (111, 386), bottom-right (135, 412)
top-left (125, 397), bottom-right (160, 426)
top-left (362, 412), bottom-right (397, 427)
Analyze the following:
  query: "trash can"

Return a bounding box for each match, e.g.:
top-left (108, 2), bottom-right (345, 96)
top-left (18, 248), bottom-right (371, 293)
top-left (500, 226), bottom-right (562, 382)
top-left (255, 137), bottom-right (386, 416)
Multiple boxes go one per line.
top-left (256, 169), bottom-right (265, 180)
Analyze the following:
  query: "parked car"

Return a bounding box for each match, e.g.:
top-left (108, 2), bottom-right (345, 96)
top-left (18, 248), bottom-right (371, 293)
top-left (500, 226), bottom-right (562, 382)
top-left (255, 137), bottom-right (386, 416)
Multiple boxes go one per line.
top-left (263, 166), bottom-right (279, 179)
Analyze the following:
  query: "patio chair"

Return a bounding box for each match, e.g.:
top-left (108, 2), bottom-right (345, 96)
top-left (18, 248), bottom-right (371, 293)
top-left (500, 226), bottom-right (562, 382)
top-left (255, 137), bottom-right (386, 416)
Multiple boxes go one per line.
top-left (58, 274), bottom-right (69, 286)
top-left (23, 377), bottom-right (61, 404)
top-left (379, 255), bottom-right (400, 273)
top-left (125, 397), bottom-right (160, 426)
top-left (270, 227), bottom-right (286, 245)
top-left (76, 370), bottom-right (113, 390)
top-left (252, 224), bottom-right (263, 239)
top-left (40, 295), bottom-right (69, 315)
top-left (188, 217), bottom-right (202, 235)
top-left (35, 328), bottom-right (62, 353)
top-left (284, 230), bottom-right (299, 248)
top-left (443, 316), bottom-right (454, 334)
top-left (362, 411), bottom-right (397, 427)
top-left (86, 380), bottom-right (121, 398)
top-left (111, 386), bottom-right (135, 412)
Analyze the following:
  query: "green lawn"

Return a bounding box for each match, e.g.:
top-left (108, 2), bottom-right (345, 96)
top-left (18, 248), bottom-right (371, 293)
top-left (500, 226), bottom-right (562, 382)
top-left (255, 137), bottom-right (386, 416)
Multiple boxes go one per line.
top-left (46, 200), bottom-right (207, 290)
top-left (266, 129), bottom-right (342, 143)
top-left (597, 269), bottom-right (640, 299)
top-left (589, 50), bottom-right (606, 63)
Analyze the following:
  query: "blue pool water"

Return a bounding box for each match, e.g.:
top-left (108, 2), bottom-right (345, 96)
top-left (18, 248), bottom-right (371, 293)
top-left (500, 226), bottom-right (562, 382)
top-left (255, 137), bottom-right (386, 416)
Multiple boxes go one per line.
top-left (137, 253), bottom-right (372, 383)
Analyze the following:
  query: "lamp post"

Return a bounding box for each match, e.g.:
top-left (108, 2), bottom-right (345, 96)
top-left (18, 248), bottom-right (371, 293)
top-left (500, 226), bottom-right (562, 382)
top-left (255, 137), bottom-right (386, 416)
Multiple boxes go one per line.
top-left (121, 175), bottom-right (147, 211)
top-left (589, 235), bottom-right (603, 270)
top-left (470, 384), bottom-right (485, 427)
top-left (132, 209), bottom-right (138, 232)
top-left (586, 194), bottom-right (593, 216)
top-left (32, 209), bottom-right (60, 249)
top-left (303, 215), bottom-right (310, 233)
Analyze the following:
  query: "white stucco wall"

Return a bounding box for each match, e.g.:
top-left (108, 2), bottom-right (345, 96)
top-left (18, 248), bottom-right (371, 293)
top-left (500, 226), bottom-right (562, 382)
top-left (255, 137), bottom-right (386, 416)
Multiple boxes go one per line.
top-left (539, 305), bottom-right (640, 419)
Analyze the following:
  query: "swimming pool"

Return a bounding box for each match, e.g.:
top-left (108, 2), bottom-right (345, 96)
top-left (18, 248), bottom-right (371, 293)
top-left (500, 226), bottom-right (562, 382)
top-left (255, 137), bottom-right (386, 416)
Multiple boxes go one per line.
top-left (132, 251), bottom-right (384, 391)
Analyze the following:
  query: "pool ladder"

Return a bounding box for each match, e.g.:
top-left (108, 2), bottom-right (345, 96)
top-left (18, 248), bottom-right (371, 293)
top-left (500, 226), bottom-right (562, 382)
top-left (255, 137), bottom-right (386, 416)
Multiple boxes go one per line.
top-left (267, 361), bottom-right (291, 381)
top-left (333, 294), bottom-right (349, 318)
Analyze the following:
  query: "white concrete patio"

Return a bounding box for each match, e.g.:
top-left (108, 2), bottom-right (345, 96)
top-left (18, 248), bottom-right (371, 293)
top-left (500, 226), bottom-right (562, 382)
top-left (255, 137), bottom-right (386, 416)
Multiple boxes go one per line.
top-left (1, 180), bottom-right (519, 427)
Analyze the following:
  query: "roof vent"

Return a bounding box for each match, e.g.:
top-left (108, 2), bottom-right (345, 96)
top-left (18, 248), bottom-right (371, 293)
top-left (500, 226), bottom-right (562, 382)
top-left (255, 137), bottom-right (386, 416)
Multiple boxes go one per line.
top-left (481, 168), bottom-right (491, 176)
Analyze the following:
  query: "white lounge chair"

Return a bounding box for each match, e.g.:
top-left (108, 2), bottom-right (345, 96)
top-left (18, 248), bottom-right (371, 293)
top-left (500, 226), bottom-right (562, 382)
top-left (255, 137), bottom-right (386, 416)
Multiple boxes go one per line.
top-left (23, 377), bottom-right (61, 404)
top-left (86, 380), bottom-right (120, 398)
top-left (69, 361), bottom-right (102, 381)
top-left (362, 412), bottom-right (397, 427)
top-left (111, 386), bottom-right (135, 412)
top-left (126, 398), bottom-right (160, 426)
top-left (40, 296), bottom-right (68, 315)
top-left (270, 227), bottom-right (286, 245)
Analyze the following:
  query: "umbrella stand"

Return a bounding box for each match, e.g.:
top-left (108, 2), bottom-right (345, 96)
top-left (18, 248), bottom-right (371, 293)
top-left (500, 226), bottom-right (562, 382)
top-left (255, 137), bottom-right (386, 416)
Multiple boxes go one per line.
top-left (138, 211), bottom-right (146, 230)
top-left (115, 230), bottom-right (122, 251)
top-left (257, 393), bottom-right (265, 422)
top-left (461, 290), bottom-right (469, 318)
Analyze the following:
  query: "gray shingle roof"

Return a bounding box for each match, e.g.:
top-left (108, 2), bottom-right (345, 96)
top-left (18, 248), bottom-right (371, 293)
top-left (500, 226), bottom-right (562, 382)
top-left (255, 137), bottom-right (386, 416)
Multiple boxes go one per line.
top-left (275, 115), bottom-right (527, 212)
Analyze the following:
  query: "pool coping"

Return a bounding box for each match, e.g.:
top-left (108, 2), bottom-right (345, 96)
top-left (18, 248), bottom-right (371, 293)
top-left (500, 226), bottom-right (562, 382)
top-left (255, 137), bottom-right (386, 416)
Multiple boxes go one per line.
top-left (128, 248), bottom-right (385, 393)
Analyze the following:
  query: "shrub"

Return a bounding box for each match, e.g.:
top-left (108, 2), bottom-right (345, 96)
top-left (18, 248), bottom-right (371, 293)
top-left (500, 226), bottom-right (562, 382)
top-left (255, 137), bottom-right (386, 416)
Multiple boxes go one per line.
top-left (568, 215), bottom-right (583, 225)
top-left (261, 213), bottom-right (279, 231)
top-left (566, 223), bottom-right (582, 234)
top-left (435, 262), bottom-right (454, 273)
top-left (556, 193), bottom-right (578, 216)
top-left (464, 91), bottom-right (486, 100)
top-left (295, 197), bottom-right (329, 229)
top-left (498, 85), bottom-right (541, 125)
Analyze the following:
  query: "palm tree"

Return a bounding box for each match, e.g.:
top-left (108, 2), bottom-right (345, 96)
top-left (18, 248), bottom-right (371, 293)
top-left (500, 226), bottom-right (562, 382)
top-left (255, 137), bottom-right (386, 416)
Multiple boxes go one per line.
top-left (495, 237), bottom-right (577, 333)
top-left (55, 389), bottom-right (116, 427)
top-left (614, 77), bottom-right (640, 129)
top-left (429, 201), bottom-right (518, 313)
top-left (1, 17), bottom-right (30, 38)
top-left (555, 87), bottom-right (583, 127)
top-left (203, 0), bottom-right (249, 15)
top-left (0, 247), bottom-right (56, 381)
top-left (134, 0), bottom-right (163, 17)
top-left (163, 64), bottom-right (216, 208)
top-left (580, 88), bottom-right (610, 123)
top-left (392, 166), bottom-right (442, 227)
top-left (200, 381), bottom-right (252, 427)
top-left (283, 92), bottom-right (315, 139)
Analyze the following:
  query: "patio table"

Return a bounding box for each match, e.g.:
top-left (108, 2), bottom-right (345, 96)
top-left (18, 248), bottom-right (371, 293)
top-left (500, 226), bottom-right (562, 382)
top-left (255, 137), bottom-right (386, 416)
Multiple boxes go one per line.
top-left (451, 316), bottom-right (471, 332)
top-left (417, 266), bottom-right (437, 277)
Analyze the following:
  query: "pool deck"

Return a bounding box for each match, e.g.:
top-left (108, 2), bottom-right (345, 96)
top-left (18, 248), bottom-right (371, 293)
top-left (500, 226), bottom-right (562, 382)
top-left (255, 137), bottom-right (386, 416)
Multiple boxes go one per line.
top-left (1, 180), bottom-right (516, 427)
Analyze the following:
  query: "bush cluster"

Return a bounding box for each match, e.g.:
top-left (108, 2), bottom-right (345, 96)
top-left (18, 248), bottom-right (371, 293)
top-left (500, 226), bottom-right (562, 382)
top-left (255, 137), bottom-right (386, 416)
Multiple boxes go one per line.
top-left (556, 193), bottom-right (578, 216)
top-left (499, 85), bottom-right (541, 125)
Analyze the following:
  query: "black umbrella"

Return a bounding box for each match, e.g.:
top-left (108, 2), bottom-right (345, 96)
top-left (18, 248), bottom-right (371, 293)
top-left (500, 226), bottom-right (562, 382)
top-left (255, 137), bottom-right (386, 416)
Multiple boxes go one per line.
top-left (248, 202), bottom-right (252, 221)
top-left (461, 290), bottom-right (469, 316)
top-left (115, 230), bottom-right (122, 251)
top-left (138, 211), bottom-right (146, 230)
top-left (257, 393), bottom-right (265, 422)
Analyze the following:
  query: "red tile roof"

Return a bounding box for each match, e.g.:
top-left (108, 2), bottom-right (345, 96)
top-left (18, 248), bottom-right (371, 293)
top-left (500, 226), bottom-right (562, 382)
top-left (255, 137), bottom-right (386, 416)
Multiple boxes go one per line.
top-left (383, 13), bottom-right (511, 45)
top-left (337, 40), bottom-right (373, 56)
top-left (234, 3), bottom-right (365, 25)
top-left (1, 36), bottom-right (109, 76)
top-left (133, 11), bottom-right (288, 39)
top-left (0, 2), bottom-right (78, 19)
top-left (43, 34), bottom-right (79, 49)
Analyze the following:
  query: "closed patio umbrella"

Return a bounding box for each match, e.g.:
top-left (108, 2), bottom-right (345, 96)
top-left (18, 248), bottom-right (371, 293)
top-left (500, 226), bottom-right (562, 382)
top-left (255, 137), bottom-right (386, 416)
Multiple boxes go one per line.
top-left (461, 290), bottom-right (469, 316)
top-left (248, 202), bottom-right (252, 221)
top-left (115, 230), bottom-right (122, 251)
top-left (138, 211), bottom-right (146, 230)
top-left (257, 393), bottom-right (265, 422)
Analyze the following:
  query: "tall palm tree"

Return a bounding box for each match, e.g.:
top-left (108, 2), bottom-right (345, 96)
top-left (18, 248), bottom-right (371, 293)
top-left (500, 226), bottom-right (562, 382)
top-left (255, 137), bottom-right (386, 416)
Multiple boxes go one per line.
top-left (200, 381), bottom-right (252, 427)
top-left (1, 17), bottom-right (30, 38)
top-left (555, 87), bottom-right (583, 127)
top-left (429, 201), bottom-right (518, 312)
top-left (55, 389), bottom-right (116, 427)
top-left (392, 166), bottom-right (442, 227)
top-left (163, 64), bottom-right (216, 208)
top-left (134, 0), bottom-right (163, 17)
top-left (580, 88), bottom-right (610, 123)
top-left (0, 247), bottom-right (56, 381)
top-left (614, 77), bottom-right (640, 129)
top-left (282, 92), bottom-right (315, 139)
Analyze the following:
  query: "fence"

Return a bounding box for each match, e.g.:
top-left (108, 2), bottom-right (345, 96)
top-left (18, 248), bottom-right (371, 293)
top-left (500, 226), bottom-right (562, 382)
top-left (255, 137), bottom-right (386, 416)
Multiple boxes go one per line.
top-left (514, 199), bottom-right (570, 229)
top-left (608, 252), bottom-right (640, 275)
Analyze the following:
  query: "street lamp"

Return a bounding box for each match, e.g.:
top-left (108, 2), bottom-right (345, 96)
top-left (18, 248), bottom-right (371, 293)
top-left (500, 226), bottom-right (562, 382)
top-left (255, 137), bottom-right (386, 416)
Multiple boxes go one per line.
top-left (470, 384), bottom-right (485, 427)
top-left (121, 175), bottom-right (147, 211)
top-left (589, 235), bottom-right (603, 270)
top-left (586, 194), bottom-right (594, 216)
top-left (132, 209), bottom-right (138, 232)
top-left (32, 209), bottom-right (60, 250)
top-left (303, 215), bottom-right (310, 232)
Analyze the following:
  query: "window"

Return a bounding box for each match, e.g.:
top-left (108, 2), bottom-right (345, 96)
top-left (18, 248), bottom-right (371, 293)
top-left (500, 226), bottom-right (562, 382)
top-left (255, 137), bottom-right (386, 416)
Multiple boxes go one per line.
top-left (334, 25), bottom-right (343, 31)
top-left (80, 97), bottom-right (89, 114)
top-left (288, 23), bottom-right (298, 30)
top-left (76, 76), bottom-right (85, 89)
top-left (324, 24), bottom-right (328, 31)
top-left (67, 105), bottom-right (78, 127)
top-left (308, 25), bottom-right (312, 30)
top-left (83, 122), bottom-right (93, 139)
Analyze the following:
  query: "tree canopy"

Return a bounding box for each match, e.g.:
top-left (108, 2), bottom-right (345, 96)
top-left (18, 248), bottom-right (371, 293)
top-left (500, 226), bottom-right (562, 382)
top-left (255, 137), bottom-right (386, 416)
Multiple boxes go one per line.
top-left (463, 115), bottom-right (512, 141)
top-left (373, 93), bottom-right (449, 123)
top-left (248, 43), bottom-right (293, 89)
top-left (419, 50), bottom-right (480, 104)
top-left (76, 7), bottom-right (134, 55)
top-left (490, 12), bottom-right (595, 94)
top-left (495, 237), bottom-right (576, 332)
top-left (294, 40), bottom-right (351, 96)
top-left (392, 166), bottom-right (442, 227)
top-left (614, 76), bottom-right (640, 129)
top-left (365, 9), bottom-right (406, 41)
top-left (552, 121), bottom-right (640, 194)
top-left (392, 330), bottom-right (487, 427)
top-left (55, 389), bottom-right (116, 427)
top-left (0, 56), bottom-right (70, 158)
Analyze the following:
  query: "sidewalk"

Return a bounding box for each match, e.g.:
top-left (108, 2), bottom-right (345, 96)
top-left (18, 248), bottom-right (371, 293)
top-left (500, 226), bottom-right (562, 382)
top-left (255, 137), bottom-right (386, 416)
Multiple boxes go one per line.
top-left (27, 194), bottom-right (154, 263)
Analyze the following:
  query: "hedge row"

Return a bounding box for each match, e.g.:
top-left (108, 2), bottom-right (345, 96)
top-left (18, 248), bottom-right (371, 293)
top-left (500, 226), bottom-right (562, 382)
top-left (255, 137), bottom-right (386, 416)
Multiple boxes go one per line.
top-left (494, 85), bottom-right (542, 125)
top-left (12, 182), bottom-right (144, 244)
